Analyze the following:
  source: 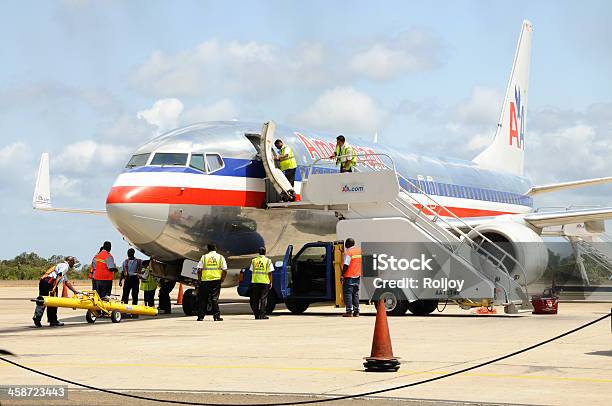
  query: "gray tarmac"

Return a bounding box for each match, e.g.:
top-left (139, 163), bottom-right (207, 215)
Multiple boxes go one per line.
top-left (1, 282), bottom-right (611, 406)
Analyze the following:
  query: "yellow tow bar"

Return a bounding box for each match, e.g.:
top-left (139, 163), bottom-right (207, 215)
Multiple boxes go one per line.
top-left (34, 290), bottom-right (158, 324)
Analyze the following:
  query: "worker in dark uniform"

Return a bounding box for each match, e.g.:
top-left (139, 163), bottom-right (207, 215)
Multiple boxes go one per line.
top-left (330, 135), bottom-right (356, 173)
top-left (249, 247), bottom-right (274, 320)
top-left (33, 256), bottom-right (80, 327)
top-left (274, 139), bottom-right (297, 201)
top-left (119, 248), bottom-right (143, 306)
top-left (342, 238), bottom-right (362, 317)
top-left (157, 279), bottom-right (174, 314)
top-left (196, 243), bottom-right (227, 321)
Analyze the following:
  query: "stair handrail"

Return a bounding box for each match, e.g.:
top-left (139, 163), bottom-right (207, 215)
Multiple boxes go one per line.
top-left (304, 153), bottom-right (529, 303)
top-left (387, 168), bottom-right (530, 300)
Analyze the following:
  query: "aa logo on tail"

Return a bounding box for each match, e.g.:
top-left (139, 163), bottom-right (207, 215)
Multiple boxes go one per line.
top-left (508, 86), bottom-right (525, 150)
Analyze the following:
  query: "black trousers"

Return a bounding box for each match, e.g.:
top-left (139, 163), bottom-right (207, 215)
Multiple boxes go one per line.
top-left (197, 280), bottom-right (221, 319)
top-left (91, 279), bottom-right (96, 290)
top-left (34, 279), bottom-right (58, 323)
top-left (143, 290), bottom-right (156, 307)
top-left (121, 275), bottom-right (140, 305)
top-left (95, 280), bottom-right (112, 298)
top-left (283, 168), bottom-right (296, 186)
top-left (158, 280), bottom-right (175, 312)
top-left (250, 283), bottom-right (270, 318)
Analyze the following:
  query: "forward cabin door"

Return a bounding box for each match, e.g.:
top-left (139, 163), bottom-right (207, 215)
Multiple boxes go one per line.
top-left (260, 121), bottom-right (294, 198)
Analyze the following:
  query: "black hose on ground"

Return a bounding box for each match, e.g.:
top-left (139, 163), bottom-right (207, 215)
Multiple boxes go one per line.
top-left (1, 311), bottom-right (610, 406)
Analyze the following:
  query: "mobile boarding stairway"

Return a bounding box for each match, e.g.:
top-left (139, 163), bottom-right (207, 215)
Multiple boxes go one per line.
top-left (260, 122), bottom-right (532, 314)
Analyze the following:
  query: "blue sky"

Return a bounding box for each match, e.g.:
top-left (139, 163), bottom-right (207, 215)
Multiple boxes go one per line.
top-left (1, 0), bottom-right (611, 262)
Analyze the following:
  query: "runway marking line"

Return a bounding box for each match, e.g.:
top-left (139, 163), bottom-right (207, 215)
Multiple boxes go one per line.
top-left (2, 361), bottom-right (611, 384)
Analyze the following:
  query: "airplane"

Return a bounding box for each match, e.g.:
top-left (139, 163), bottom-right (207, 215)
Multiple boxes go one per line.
top-left (33, 20), bottom-right (612, 312)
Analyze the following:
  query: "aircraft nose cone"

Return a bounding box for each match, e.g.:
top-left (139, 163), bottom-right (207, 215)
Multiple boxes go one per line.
top-left (106, 186), bottom-right (169, 245)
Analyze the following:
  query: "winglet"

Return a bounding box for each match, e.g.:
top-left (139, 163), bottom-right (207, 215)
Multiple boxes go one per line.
top-left (32, 152), bottom-right (106, 215)
top-left (33, 153), bottom-right (51, 209)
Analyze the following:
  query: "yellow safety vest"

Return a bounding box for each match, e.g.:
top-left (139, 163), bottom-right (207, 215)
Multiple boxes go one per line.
top-left (201, 252), bottom-right (224, 281)
top-left (140, 269), bottom-right (158, 291)
top-left (251, 255), bottom-right (272, 284)
top-left (278, 145), bottom-right (297, 171)
top-left (334, 143), bottom-right (356, 169)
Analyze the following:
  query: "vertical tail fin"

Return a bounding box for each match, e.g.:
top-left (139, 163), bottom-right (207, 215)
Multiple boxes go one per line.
top-left (473, 20), bottom-right (533, 176)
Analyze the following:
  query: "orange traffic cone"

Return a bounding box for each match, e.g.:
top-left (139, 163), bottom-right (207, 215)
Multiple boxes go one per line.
top-left (363, 300), bottom-right (400, 372)
top-left (61, 283), bottom-right (69, 298)
top-left (176, 283), bottom-right (183, 305)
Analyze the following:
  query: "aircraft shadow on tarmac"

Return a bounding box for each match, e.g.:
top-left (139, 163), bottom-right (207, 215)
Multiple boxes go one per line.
top-left (585, 350), bottom-right (612, 357)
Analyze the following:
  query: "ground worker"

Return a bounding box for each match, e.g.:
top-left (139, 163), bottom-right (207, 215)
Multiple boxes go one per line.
top-left (196, 243), bottom-right (227, 321)
top-left (274, 139), bottom-right (297, 201)
top-left (32, 256), bottom-right (80, 327)
top-left (139, 260), bottom-right (157, 307)
top-left (88, 247), bottom-right (103, 290)
top-left (157, 280), bottom-right (174, 314)
top-left (119, 248), bottom-right (143, 312)
top-left (342, 238), bottom-right (362, 317)
top-left (93, 241), bottom-right (118, 299)
top-left (329, 135), bottom-right (356, 173)
top-left (249, 247), bottom-right (274, 320)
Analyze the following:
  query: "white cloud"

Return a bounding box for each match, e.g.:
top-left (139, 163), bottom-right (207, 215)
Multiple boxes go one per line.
top-left (0, 142), bottom-right (33, 192)
top-left (54, 140), bottom-right (132, 174)
top-left (453, 86), bottom-right (503, 128)
top-left (137, 98), bottom-right (184, 134)
top-left (102, 113), bottom-right (157, 144)
top-left (350, 29), bottom-right (445, 80)
top-left (0, 142), bottom-right (30, 168)
top-left (296, 87), bottom-right (386, 134)
top-left (50, 174), bottom-right (82, 199)
top-left (181, 99), bottom-right (238, 124)
top-left (133, 40), bottom-right (327, 98)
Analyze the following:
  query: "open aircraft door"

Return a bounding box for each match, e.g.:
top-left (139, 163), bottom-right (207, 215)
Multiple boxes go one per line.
top-left (260, 121), bottom-right (295, 201)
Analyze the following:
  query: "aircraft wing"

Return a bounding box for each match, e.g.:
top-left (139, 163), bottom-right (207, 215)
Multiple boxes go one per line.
top-left (526, 177), bottom-right (612, 196)
top-left (522, 207), bottom-right (612, 228)
top-left (441, 209), bottom-right (612, 233)
top-left (33, 153), bottom-right (107, 216)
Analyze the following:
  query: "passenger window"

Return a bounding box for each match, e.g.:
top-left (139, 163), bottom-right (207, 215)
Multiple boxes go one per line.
top-left (205, 154), bottom-right (224, 173)
top-left (125, 153), bottom-right (150, 168)
top-left (190, 154), bottom-right (206, 172)
top-left (150, 153), bottom-right (188, 166)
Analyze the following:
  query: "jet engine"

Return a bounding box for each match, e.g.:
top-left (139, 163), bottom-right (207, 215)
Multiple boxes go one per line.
top-left (468, 219), bottom-right (548, 285)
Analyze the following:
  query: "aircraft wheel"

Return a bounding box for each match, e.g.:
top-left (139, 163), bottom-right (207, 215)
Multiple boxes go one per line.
top-left (407, 299), bottom-right (439, 316)
top-left (182, 288), bottom-right (196, 316)
top-left (378, 290), bottom-right (409, 316)
top-left (110, 310), bottom-right (122, 323)
top-left (85, 310), bottom-right (97, 324)
top-left (265, 291), bottom-right (277, 315)
top-left (285, 299), bottom-right (309, 314)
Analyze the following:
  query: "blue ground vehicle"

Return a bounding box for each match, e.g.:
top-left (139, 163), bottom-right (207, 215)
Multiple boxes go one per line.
top-left (238, 241), bottom-right (345, 314)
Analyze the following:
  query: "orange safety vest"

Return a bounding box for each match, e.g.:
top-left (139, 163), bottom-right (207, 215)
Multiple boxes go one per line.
top-left (344, 247), bottom-right (362, 278)
top-left (94, 250), bottom-right (114, 281)
top-left (40, 265), bottom-right (61, 290)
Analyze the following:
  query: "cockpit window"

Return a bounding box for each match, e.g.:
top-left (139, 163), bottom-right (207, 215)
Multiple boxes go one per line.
top-left (190, 154), bottom-right (206, 172)
top-left (205, 154), bottom-right (224, 173)
top-left (150, 153), bottom-right (188, 166)
top-left (125, 153), bottom-right (150, 168)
